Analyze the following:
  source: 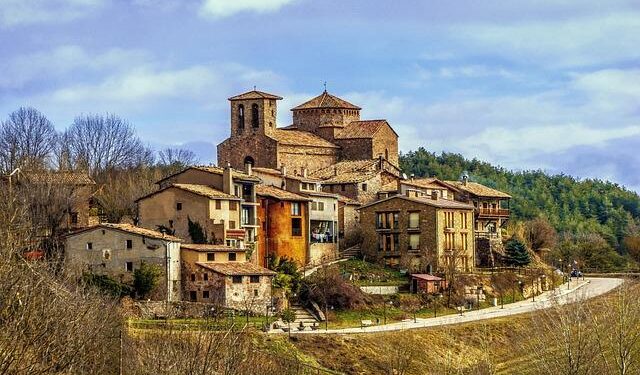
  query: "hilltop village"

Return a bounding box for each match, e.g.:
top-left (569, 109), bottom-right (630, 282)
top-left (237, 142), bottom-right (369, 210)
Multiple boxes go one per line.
top-left (57, 89), bottom-right (512, 314)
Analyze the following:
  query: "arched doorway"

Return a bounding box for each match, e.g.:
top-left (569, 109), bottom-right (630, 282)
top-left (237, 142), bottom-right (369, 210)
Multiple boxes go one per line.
top-left (243, 156), bottom-right (255, 166)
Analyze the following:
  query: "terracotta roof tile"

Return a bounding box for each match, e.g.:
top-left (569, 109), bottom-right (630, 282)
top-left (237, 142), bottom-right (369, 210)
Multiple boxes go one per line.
top-left (402, 178), bottom-right (457, 191)
top-left (252, 167), bottom-right (322, 182)
top-left (310, 160), bottom-right (380, 184)
top-left (445, 181), bottom-right (512, 199)
top-left (411, 274), bottom-right (443, 281)
top-left (24, 171), bottom-right (95, 185)
top-left (359, 195), bottom-right (475, 211)
top-left (181, 244), bottom-right (240, 252)
top-left (291, 91), bottom-right (361, 110)
top-left (271, 129), bottom-right (339, 148)
top-left (335, 120), bottom-right (391, 139)
top-left (228, 90), bottom-right (282, 100)
top-left (256, 185), bottom-right (312, 201)
top-left (172, 183), bottom-right (240, 200)
top-left (66, 223), bottom-right (182, 242)
top-left (196, 262), bottom-right (276, 276)
top-left (156, 166), bottom-right (260, 185)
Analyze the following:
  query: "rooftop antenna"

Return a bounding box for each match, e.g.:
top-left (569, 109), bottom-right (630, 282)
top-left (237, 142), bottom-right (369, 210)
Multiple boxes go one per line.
top-left (323, 81), bottom-right (327, 92)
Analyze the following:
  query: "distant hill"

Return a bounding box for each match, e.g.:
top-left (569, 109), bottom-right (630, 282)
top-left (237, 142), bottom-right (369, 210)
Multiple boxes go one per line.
top-left (400, 148), bottom-right (640, 252)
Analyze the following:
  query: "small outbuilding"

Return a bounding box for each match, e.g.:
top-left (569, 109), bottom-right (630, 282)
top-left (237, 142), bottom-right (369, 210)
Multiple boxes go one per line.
top-left (410, 274), bottom-right (446, 294)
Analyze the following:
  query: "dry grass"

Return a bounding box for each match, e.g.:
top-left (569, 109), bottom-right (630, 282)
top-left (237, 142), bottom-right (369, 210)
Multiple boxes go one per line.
top-left (287, 281), bottom-right (637, 375)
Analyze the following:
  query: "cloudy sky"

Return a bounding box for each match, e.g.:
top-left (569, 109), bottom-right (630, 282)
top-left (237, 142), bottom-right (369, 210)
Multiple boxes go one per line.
top-left (1, 0), bottom-right (639, 191)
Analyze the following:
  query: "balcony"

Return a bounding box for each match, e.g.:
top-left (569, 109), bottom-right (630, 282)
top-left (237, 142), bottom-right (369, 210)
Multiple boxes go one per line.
top-left (477, 208), bottom-right (510, 218)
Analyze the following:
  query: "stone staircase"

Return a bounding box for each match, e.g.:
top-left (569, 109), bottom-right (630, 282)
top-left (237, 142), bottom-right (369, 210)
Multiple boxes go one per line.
top-left (340, 244), bottom-right (361, 259)
top-left (290, 303), bottom-right (319, 324)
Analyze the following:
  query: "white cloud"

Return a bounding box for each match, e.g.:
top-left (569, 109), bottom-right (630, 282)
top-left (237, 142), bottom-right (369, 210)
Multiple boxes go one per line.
top-left (0, 45), bottom-right (149, 89)
top-left (456, 12), bottom-right (640, 67)
top-left (199, 0), bottom-right (298, 18)
top-left (0, 0), bottom-right (105, 27)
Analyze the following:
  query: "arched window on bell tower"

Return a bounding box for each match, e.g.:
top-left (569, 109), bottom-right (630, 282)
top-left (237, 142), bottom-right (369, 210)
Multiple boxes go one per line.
top-left (238, 104), bottom-right (245, 129)
top-left (251, 104), bottom-right (259, 128)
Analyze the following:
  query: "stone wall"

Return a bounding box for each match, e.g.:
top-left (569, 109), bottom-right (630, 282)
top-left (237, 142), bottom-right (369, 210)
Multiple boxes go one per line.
top-left (217, 134), bottom-right (279, 170)
top-left (277, 144), bottom-right (339, 173)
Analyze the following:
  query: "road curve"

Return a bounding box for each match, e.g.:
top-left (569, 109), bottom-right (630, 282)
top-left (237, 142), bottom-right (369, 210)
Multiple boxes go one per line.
top-left (281, 277), bottom-right (623, 335)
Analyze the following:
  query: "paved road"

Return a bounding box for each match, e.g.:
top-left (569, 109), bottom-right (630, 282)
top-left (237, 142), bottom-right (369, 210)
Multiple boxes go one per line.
top-left (282, 277), bottom-right (622, 335)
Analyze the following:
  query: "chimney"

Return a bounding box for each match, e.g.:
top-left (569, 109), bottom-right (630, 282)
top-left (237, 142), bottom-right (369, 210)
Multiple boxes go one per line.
top-left (280, 165), bottom-right (287, 176)
top-left (431, 191), bottom-right (438, 200)
top-left (223, 162), bottom-right (233, 195)
top-left (302, 167), bottom-right (308, 178)
top-left (462, 174), bottom-right (468, 186)
top-left (245, 162), bottom-right (252, 176)
top-left (410, 173), bottom-right (415, 181)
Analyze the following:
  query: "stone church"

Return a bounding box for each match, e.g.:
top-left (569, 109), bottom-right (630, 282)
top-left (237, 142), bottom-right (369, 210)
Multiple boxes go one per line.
top-left (217, 89), bottom-right (400, 176)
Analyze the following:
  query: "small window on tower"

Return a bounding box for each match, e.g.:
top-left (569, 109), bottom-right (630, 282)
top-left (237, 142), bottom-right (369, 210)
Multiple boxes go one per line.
top-left (238, 104), bottom-right (245, 129)
top-left (176, 202), bottom-right (182, 211)
top-left (251, 104), bottom-right (259, 128)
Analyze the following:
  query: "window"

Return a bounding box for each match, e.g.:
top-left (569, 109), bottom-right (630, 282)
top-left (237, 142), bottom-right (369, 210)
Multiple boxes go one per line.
top-left (362, 183), bottom-right (368, 191)
top-left (318, 202), bottom-right (324, 211)
top-left (376, 212), bottom-right (399, 229)
top-left (126, 239), bottom-right (133, 249)
top-left (203, 290), bottom-right (209, 299)
top-left (242, 207), bottom-right (250, 225)
top-left (254, 289), bottom-right (259, 297)
top-left (190, 291), bottom-right (197, 301)
top-left (251, 103), bottom-right (259, 128)
top-left (445, 212), bottom-right (454, 228)
top-left (232, 275), bottom-right (242, 284)
top-left (229, 220), bottom-right (236, 229)
top-left (228, 252), bottom-right (237, 261)
top-left (70, 212), bottom-right (78, 224)
top-left (291, 218), bottom-right (302, 236)
top-left (229, 201), bottom-right (238, 211)
top-left (461, 233), bottom-right (468, 250)
top-left (250, 275), bottom-right (260, 283)
top-left (215, 200), bottom-right (221, 210)
top-left (409, 212), bottom-right (420, 229)
top-left (86, 242), bottom-right (93, 250)
top-left (207, 252), bottom-right (215, 261)
top-left (176, 202), bottom-right (182, 211)
top-left (190, 273), bottom-right (196, 281)
top-left (125, 262), bottom-right (133, 272)
top-left (238, 104), bottom-right (245, 129)
top-left (291, 202), bottom-right (300, 216)
top-left (203, 273), bottom-right (209, 281)
top-left (409, 234), bottom-right (420, 251)
top-left (311, 202), bottom-right (317, 210)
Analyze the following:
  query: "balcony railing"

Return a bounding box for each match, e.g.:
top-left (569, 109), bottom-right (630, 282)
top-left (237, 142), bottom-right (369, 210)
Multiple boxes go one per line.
top-left (477, 208), bottom-right (510, 217)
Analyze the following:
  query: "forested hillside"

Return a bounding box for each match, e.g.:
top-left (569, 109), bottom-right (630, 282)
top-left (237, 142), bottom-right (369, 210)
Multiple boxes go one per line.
top-left (400, 148), bottom-right (640, 262)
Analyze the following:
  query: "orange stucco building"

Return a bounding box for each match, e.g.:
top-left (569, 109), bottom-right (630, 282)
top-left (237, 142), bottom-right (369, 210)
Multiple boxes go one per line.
top-left (256, 185), bottom-right (311, 267)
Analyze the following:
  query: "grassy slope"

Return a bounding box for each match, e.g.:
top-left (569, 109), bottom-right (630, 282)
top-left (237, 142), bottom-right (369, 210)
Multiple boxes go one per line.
top-left (284, 283), bottom-right (627, 375)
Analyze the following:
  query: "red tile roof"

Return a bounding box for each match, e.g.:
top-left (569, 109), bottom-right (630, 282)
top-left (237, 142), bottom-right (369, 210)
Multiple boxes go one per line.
top-left (181, 244), bottom-right (240, 252)
top-left (445, 181), bottom-right (512, 199)
top-left (66, 223), bottom-right (182, 242)
top-left (310, 159), bottom-right (380, 184)
top-left (228, 90), bottom-right (282, 101)
top-left (411, 274), bottom-right (443, 281)
top-left (291, 91), bottom-right (361, 110)
top-left (256, 185), bottom-right (312, 201)
top-left (196, 262), bottom-right (276, 276)
top-left (359, 195), bottom-right (475, 211)
top-left (270, 129), bottom-right (339, 148)
top-left (336, 120), bottom-right (394, 139)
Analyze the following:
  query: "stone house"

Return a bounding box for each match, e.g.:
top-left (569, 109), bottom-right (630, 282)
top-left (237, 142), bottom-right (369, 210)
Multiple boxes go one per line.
top-left (337, 195), bottom-right (361, 250)
top-left (193, 262), bottom-right (276, 313)
top-left (137, 165), bottom-right (261, 262)
top-left (256, 184), bottom-right (311, 267)
top-left (359, 194), bottom-right (475, 273)
top-left (311, 158), bottom-right (400, 204)
top-left (445, 178), bottom-right (511, 267)
top-left (64, 223), bottom-right (182, 301)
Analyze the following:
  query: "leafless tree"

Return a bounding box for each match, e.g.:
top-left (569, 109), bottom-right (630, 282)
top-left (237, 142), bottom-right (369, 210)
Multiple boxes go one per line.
top-left (591, 280), bottom-right (640, 375)
top-left (0, 107), bottom-right (57, 173)
top-left (526, 293), bottom-right (601, 375)
top-left (157, 147), bottom-right (198, 174)
top-left (490, 271), bottom-right (517, 308)
top-left (525, 217), bottom-right (558, 251)
top-left (94, 167), bottom-right (161, 223)
top-left (64, 113), bottom-right (153, 175)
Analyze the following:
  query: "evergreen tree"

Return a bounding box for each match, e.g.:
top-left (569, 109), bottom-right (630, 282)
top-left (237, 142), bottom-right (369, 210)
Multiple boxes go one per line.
top-left (187, 216), bottom-right (207, 244)
top-left (504, 237), bottom-right (531, 267)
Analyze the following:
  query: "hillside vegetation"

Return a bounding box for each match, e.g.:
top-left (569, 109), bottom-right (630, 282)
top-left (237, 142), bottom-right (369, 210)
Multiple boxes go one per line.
top-left (401, 148), bottom-right (640, 268)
